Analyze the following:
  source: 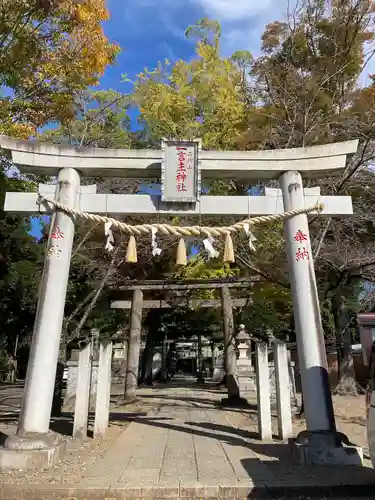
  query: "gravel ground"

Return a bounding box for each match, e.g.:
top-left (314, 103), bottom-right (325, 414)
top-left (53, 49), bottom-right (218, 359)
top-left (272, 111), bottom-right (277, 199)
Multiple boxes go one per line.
top-left (294, 393), bottom-right (371, 463)
top-left (0, 398), bottom-right (140, 484)
top-left (0, 424), bottom-right (126, 484)
top-left (0, 386), bottom-right (373, 489)
top-left (223, 392), bottom-right (375, 499)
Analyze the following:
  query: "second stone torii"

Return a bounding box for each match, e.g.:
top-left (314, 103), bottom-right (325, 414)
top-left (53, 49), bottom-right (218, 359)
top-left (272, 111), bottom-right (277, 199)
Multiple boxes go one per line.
top-left (111, 279), bottom-right (254, 402)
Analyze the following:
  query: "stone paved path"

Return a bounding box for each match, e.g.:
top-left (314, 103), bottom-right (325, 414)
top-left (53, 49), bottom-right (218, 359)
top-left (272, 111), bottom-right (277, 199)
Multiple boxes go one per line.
top-left (75, 376), bottom-right (375, 497)
top-left (2, 377), bottom-right (375, 498)
top-left (78, 377), bottom-right (273, 491)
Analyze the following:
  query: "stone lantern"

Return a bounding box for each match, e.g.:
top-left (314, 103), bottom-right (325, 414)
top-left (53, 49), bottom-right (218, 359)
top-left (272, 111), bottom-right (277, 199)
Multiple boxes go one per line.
top-left (236, 324), bottom-right (256, 392)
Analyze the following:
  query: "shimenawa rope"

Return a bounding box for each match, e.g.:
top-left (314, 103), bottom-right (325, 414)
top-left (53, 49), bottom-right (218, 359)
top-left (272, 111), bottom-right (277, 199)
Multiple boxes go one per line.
top-left (37, 195), bottom-right (324, 238)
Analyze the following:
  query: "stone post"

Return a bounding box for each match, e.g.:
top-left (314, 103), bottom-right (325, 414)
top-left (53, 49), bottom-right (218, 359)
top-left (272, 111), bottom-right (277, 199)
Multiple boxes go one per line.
top-left (220, 286), bottom-right (242, 405)
top-left (287, 350), bottom-right (298, 409)
top-left (1, 168), bottom-right (80, 469)
top-left (197, 334), bottom-right (204, 384)
top-left (124, 289), bottom-right (143, 401)
top-left (280, 171), bottom-right (363, 465)
top-left (73, 342), bottom-right (92, 438)
top-left (94, 341), bottom-right (113, 438)
top-left (211, 340), bottom-right (215, 377)
top-left (273, 341), bottom-right (293, 440)
top-left (161, 334), bottom-right (168, 382)
top-left (256, 343), bottom-right (272, 441)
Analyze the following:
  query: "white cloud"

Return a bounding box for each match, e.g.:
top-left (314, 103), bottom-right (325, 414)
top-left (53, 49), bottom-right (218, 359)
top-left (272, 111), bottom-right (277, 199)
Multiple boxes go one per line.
top-left (193, 0), bottom-right (276, 22)
top-left (109, 0), bottom-right (290, 59)
top-left (192, 0), bottom-right (290, 56)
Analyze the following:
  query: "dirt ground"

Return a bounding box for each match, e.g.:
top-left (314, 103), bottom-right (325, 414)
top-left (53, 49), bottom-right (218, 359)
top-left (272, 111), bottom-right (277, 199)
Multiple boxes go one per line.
top-left (0, 398), bottom-right (143, 484)
top-left (293, 394), bottom-right (369, 449)
top-left (0, 389), bottom-right (371, 485)
top-left (0, 422), bottom-right (125, 484)
top-left (228, 392), bottom-right (371, 464)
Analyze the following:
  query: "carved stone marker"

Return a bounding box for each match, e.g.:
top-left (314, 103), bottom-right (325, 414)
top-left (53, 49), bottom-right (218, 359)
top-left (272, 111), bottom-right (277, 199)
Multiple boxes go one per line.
top-left (256, 342), bottom-right (272, 441)
top-left (94, 341), bottom-right (113, 438)
top-left (73, 342), bottom-right (92, 438)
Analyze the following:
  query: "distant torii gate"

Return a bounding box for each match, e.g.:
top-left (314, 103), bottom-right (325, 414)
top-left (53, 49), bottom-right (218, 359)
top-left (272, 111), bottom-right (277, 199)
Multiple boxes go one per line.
top-left (110, 277), bottom-right (255, 402)
top-left (0, 136), bottom-right (362, 469)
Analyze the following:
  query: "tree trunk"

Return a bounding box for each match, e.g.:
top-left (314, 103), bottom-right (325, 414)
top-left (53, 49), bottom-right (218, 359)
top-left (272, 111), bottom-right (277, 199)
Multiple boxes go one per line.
top-left (70, 246), bottom-right (121, 341)
top-left (220, 286), bottom-right (240, 402)
top-left (335, 324), bottom-right (365, 395)
top-left (332, 293), bottom-right (363, 395)
top-left (61, 288), bottom-right (97, 359)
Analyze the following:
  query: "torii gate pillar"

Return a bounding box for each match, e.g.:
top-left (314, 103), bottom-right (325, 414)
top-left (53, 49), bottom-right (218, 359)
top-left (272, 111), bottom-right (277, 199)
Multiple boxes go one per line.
top-left (280, 171), bottom-right (362, 465)
top-left (0, 168), bottom-right (80, 470)
top-left (281, 171), bottom-right (335, 432)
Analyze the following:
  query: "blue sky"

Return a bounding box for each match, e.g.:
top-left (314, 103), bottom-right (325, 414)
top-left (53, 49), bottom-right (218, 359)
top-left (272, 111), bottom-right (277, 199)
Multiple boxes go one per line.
top-left (30, 0), bottom-right (291, 239)
top-left (101, 0), bottom-right (375, 93)
top-left (99, 0), bottom-right (290, 93)
top-left (26, 0), bottom-right (375, 238)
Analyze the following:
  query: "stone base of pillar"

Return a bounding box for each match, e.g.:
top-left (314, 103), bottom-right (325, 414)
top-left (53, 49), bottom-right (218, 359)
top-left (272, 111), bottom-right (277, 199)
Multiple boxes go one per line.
top-left (292, 430), bottom-right (363, 466)
top-left (121, 394), bottom-right (138, 405)
top-left (238, 371), bottom-right (256, 393)
top-left (270, 396), bottom-right (299, 413)
top-left (220, 395), bottom-right (249, 408)
top-left (0, 432), bottom-right (66, 470)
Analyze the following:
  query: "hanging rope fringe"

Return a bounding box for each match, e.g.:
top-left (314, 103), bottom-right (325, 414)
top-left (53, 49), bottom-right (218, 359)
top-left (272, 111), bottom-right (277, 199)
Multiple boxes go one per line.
top-left (203, 237), bottom-right (220, 259)
top-left (151, 227), bottom-right (162, 257)
top-left (223, 233), bottom-right (235, 263)
top-left (176, 238), bottom-right (187, 266)
top-left (38, 195), bottom-right (323, 238)
top-left (126, 236), bottom-right (137, 263)
top-left (104, 222), bottom-right (114, 252)
top-left (243, 222), bottom-right (257, 252)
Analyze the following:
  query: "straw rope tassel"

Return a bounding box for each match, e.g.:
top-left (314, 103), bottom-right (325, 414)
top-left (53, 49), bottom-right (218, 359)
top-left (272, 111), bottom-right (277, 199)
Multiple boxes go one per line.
top-left (176, 238), bottom-right (187, 266)
top-left (126, 235), bottom-right (137, 263)
top-left (223, 233), bottom-right (235, 263)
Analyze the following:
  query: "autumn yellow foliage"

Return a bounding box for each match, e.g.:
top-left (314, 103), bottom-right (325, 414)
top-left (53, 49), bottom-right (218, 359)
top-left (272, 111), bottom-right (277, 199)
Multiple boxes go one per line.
top-left (0, 0), bottom-right (119, 136)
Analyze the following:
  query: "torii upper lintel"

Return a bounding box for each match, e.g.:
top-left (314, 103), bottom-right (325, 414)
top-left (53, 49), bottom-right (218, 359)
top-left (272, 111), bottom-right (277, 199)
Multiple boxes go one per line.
top-left (0, 135), bottom-right (359, 180)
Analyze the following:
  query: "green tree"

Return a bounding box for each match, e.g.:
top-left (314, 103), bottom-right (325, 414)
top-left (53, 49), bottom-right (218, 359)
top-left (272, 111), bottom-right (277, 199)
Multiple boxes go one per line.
top-left (239, 0), bottom-right (375, 393)
top-left (133, 18), bottom-right (248, 149)
top-left (0, 163), bottom-right (44, 374)
top-left (40, 89), bottom-right (132, 148)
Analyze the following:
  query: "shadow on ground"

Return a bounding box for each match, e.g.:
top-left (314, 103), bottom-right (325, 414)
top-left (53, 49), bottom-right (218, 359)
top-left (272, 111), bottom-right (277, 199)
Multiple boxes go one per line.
top-left (0, 408), bottom-right (149, 440)
top-left (1, 376), bottom-right (374, 492)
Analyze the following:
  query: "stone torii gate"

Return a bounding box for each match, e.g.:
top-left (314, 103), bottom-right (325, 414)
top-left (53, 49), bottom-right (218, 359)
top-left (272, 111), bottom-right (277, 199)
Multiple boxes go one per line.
top-left (110, 277), bottom-right (255, 402)
top-left (0, 136), bottom-right (362, 469)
